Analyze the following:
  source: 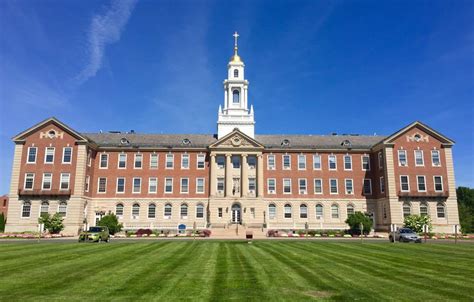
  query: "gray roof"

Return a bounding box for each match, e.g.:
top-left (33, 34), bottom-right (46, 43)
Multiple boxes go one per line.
top-left (83, 132), bottom-right (386, 150)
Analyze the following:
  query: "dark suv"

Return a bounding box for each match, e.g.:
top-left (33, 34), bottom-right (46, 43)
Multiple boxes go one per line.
top-left (79, 226), bottom-right (110, 243)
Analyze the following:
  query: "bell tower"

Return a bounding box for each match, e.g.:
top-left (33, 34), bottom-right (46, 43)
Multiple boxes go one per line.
top-left (217, 32), bottom-right (255, 138)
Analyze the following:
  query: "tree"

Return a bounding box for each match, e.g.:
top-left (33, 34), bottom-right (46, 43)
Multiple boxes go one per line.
top-left (457, 187), bottom-right (474, 234)
top-left (0, 213), bottom-right (6, 233)
top-left (97, 213), bottom-right (123, 235)
top-left (403, 215), bottom-right (432, 233)
top-left (345, 212), bottom-right (373, 235)
top-left (38, 213), bottom-right (64, 234)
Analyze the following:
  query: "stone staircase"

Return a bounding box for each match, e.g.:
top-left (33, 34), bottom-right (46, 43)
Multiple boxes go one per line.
top-left (211, 223), bottom-right (267, 239)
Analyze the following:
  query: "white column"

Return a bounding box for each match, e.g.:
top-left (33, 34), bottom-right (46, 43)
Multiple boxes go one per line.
top-left (9, 143), bottom-right (23, 198)
top-left (210, 154), bottom-right (216, 196)
top-left (225, 154), bottom-right (233, 197)
top-left (257, 154), bottom-right (264, 197)
top-left (241, 154), bottom-right (248, 198)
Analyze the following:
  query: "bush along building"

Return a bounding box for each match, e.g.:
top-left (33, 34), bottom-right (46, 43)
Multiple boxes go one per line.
top-left (6, 33), bottom-right (460, 235)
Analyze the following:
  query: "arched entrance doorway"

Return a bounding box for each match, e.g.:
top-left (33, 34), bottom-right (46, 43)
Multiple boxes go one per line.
top-left (231, 203), bottom-right (241, 224)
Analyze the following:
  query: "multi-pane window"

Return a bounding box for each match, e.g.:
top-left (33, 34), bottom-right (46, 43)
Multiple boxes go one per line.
top-left (132, 204), bottom-right (140, 217)
top-left (344, 155), bottom-right (352, 170)
top-left (197, 154), bottom-right (206, 169)
top-left (417, 176), bottom-right (426, 192)
top-left (218, 207), bottom-right (223, 218)
top-left (298, 179), bottom-right (307, 194)
top-left (329, 155), bottom-right (337, 170)
top-left (133, 178), bottom-right (141, 193)
top-left (247, 156), bottom-right (256, 169)
top-left (181, 204), bottom-right (188, 218)
top-left (314, 179), bottom-right (322, 194)
top-left (316, 204), bottom-right (323, 218)
top-left (42, 173), bottom-right (52, 190)
top-left (403, 202), bottom-right (411, 218)
top-left (27, 147), bottom-right (37, 163)
top-left (40, 201), bottom-right (49, 216)
top-left (380, 177), bottom-right (385, 193)
top-left (45, 147), bottom-right (55, 163)
top-left (149, 178), bottom-right (158, 193)
top-left (420, 202), bottom-right (428, 217)
top-left (363, 179), bottom-right (372, 195)
top-left (283, 179), bottom-right (292, 194)
top-left (362, 155), bottom-right (370, 171)
top-left (116, 204), bottom-right (124, 216)
top-left (345, 179), bottom-right (353, 194)
top-left (248, 178), bottom-right (256, 192)
top-left (400, 176), bottom-right (409, 192)
top-left (398, 150), bottom-right (407, 166)
top-left (116, 178), bottom-right (125, 193)
top-left (181, 154), bottom-right (189, 169)
top-left (217, 178), bottom-right (225, 192)
top-left (284, 204), bottom-right (292, 218)
top-left (100, 154), bottom-right (108, 168)
top-left (217, 156), bottom-right (225, 169)
top-left (60, 173), bottom-right (70, 190)
top-left (268, 179), bottom-right (276, 193)
top-left (62, 147), bottom-right (72, 163)
top-left (196, 178), bottom-right (205, 193)
top-left (330, 179), bottom-right (338, 194)
top-left (196, 204), bottom-right (204, 218)
top-left (347, 204), bottom-right (355, 216)
top-left (268, 204), bottom-right (276, 219)
top-left (414, 150), bottom-right (424, 166)
top-left (58, 202), bottom-right (67, 217)
top-left (164, 204), bottom-right (172, 218)
top-left (283, 155), bottom-right (291, 169)
top-left (181, 178), bottom-right (189, 193)
top-left (134, 154), bottom-right (143, 169)
top-left (232, 156), bottom-right (240, 168)
top-left (118, 154), bottom-right (127, 168)
top-left (148, 204), bottom-right (156, 219)
top-left (431, 150), bottom-right (441, 166)
top-left (300, 204), bottom-right (308, 218)
top-left (98, 177), bottom-right (107, 193)
top-left (22, 201), bottom-right (31, 218)
top-left (267, 155), bottom-right (275, 170)
top-left (150, 154), bottom-right (158, 169)
top-left (436, 202), bottom-right (445, 218)
top-left (313, 155), bottom-right (321, 170)
top-left (331, 204), bottom-right (339, 219)
top-left (434, 176), bottom-right (443, 192)
top-left (165, 178), bottom-right (173, 193)
top-left (166, 154), bottom-right (174, 169)
top-left (24, 173), bottom-right (34, 190)
top-left (298, 155), bottom-right (306, 170)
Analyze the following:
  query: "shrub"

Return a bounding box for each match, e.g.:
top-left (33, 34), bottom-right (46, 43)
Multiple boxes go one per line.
top-left (0, 213), bottom-right (6, 233)
top-left (201, 229), bottom-right (211, 237)
top-left (38, 213), bottom-right (64, 234)
top-left (97, 214), bottom-right (123, 235)
top-left (403, 215), bottom-right (432, 234)
top-left (345, 212), bottom-right (373, 235)
top-left (267, 229), bottom-right (278, 237)
top-left (308, 230), bottom-right (317, 237)
top-left (136, 229), bottom-right (153, 237)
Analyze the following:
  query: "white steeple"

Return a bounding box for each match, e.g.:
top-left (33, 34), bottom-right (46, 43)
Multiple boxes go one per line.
top-left (217, 32), bottom-right (255, 138)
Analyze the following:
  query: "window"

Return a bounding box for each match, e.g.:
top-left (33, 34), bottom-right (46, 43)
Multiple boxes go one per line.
top-left (118, 153), bottom-right (127, 168)
top-left (380, 177), bottom-right (385, 193)
top-left (232, 156), bottom-right (240, 168)
top-left (40, 201), bottom-right (49, 216)
top-left (283, 155), bottom-right (291, 169)
top-left (344, 155), bottom-right (352, 170)
top-left (116, 178), bottom-right (125, 193)
top-left (85, 175), bottom-right (90, 192)
top-left (116, 204), bottom-right (124, 216)
top-left (431, 150), bottom-right (441, 166)
top-left (196, 204), bottom-right (204, 218)
top-left (197, 154), bottom-right (206, 169)
top-left (87, 150), bottom-right (92, 167)
top-left (181, 178), bottom-right (189, 193)
top-left (24, 173), bottom-right (34, 190)
top-left (181, 204), bottom-right (188, 218)
top-left (248, 178), bottom-right (256, 193)
top-left (398, 150), bottom-right (407, 166)
top-left (414, 150), bottom-right (424, 166)
top-left (196, 178), bottom-right (205, 193)
top-left (436, 202), bottom-right (445, 218)
top-left (269, 204), bottom-right (276, 219)
top-left (420, 202), bottom-right (428, 217)
top-left (232, 90), bottom-right (240, 103)
top-left (60, 173), bottom-right (70, 190)
top-left (217, 156), bottom-right (225, 169)
top-left (314, 179), bottom-right (323, 194)
top-left (284, 204), bottom-right (292, 218)
top-left (300, 204), bottom-right (308, 218)
top-left (132, 203), bottom-right (140, 217)
top-left (378, 152), bottom-right (384, 169)
top-left (347, 204), bottom-right (355, 216)
top-left (330, 179), bottom-right (338, 194)
top-left (267, 155), bottom-right (275, 170)
top-left (58, 202), bottom-right (67, 217)
top-left (268, 179), bottom-right (276, 193)
top-left (383, 203), bottom-right (387, 219)
top-left (150, 154), bottom-right (158, 169)
top-left (316, 204), bottom-right (323, 218)
top-left (403, 202), bottom-right (411, 218)
top-left (22, 201), bottom-right (31, 218)
top-left (434, 176), bottom-right (443, 192)
top-left (362, 155), bottom-right (370, 171)
top-left (298, 179), bottom-right (307, 194)
top-left (400, 176), bottom-right (409, 192)
top-left (148, 204), bottom-right (156, 219)
top-left (313, 155), bottom-right (321, 170)
top-left (27, 147), bottom-right (37, 163)
top-left (134, 154), bottom-right (143, 169)
top-left (164, 203), bottom-right (172, 218)
top-left (62, 147), bottom-right (72, 164)
top-left (218, 207), bottom-right (223, 218)
top-left (345, 179), bottom-right (353, 194)
top-left (133, 178), bottom-right (141, 193)
top-left (417, 176), bottom-right (426, 192)
top-left (234, 69), bottom-right (238, 77)
top-left (149, 177), bottom-right (158, 194)
top-left (45, 147), bottom-right (55, 163)
top-left (181, 154), bottom-right (189, 169)
top-left (100, 153), bottom-right (108, 168)
top-left (165, 178), bottom-right (173, 193)
top-left (217, 178), bottom-right (225, 192)
top-left (166, 154), bottom-right (174, 169)
top-left (42, 173), bottom-right (52, 190)
top-left (363, 179), bottom-right (372, 195)
top-left (98, 177), bottom-right (107, 193)
top-left (329, 155), bottom-right (337, 170)
top-left (283, 179), bottom-right (292, 194)
top-left (247, 156), bottom-right (256, 169)
top-left (298, 154), bottom-right (306, 170)
top-left (331, 204), bottom-right (339, 219)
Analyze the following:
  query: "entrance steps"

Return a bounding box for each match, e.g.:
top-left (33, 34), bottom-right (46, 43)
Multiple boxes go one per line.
top-left (211, 224), bottom-right (267, 239)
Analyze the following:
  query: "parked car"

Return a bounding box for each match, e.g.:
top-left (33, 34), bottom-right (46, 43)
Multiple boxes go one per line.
top-left (389, 228), bottom-right (422, 243)
top-left (78, 226), bottom-right (110, 243)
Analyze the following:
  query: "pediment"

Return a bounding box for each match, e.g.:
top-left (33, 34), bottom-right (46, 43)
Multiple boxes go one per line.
top-left (12, 117), bottom-right (89, 143)
top-left (209, 129), bottom-right (264, 149)
top-left (383, 121), bottom-right (454, 145)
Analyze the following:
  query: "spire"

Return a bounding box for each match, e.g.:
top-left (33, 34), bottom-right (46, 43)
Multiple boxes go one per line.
top-left (230, 31), bottom-right (242, 63)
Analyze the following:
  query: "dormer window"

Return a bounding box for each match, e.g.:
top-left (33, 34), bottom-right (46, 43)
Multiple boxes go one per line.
top-left (120, 138), bottom-right (129, 145)
top-left (182, 138), bottom-right (191, 145)
top-left (341, 140), bottom-right (351, 147)
top-left (281, 139), bottom-right (290, 147)
top-left (232, 90), bottom-right (240, 103)
top-left (234, 69), bottom-right (239, 78)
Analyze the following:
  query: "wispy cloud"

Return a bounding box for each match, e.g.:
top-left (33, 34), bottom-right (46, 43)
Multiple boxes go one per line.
top-left (73, 0), bottom-right (138, 86)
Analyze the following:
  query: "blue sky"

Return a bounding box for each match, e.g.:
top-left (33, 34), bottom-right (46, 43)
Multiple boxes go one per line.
top-left (0, 0), bottom-right (473, 193)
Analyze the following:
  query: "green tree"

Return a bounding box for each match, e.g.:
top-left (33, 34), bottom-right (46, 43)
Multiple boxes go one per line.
top-left (0, 213), bottom-right (6, 233)
top-left (345, 212), bottom-right (373, 235)
top-left (97, 213), bottom-right (123, 235)
top-left (404, 215), bottom-right (432, 233)
top-left (38, 213), bottom-right (64, 234)
top-left (457, 187), bottom-right (474, 233)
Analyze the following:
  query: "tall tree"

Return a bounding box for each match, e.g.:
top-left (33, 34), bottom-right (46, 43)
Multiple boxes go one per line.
top-left (457, 187), bottom-right (474, 233)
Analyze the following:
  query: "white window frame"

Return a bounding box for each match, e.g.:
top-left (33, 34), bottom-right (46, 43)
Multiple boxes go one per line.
top-left (328, 155), bottom-right (337, 170)
top-left (180, 178), bottom-right (189, 194)
top-left (414, 150), bottom-right (424, 167)
top-left (44, 147), bottom-right (55, 164)
top-left (62, 147), bottom-right (73, 164)
top-left (116, 177), bottom-right (126, 194)
top-left (400, 175), bottom-right (410, 192)
top-left (345, 178), bottom-right (354, 195)
top-left (282, 154), bottom-right (291, 170)
top-left (166, 154), bottom-right (174, 169)
top-left (115, 204), bottom-right (124, 217)
top-left (361, 155), bottom-right (370, 171)
top-left (148, 204), bottom-right (156, 219)
top-left (314, 178), bottom-right (323, 194)
top-left (248, 178), bottom-right (256, 193)
top-left (267, 155), bottom-right (275, 170)
top-left (268, 204), bottom-right (276, 219)
top-left (60, 173), bottom-right (70, 190)
top-left (398, 150), bottom-right (407, 167)
top-left (164, 203), bottom-right (172, 219)
top-left (181, 154), bottom-right (190, 169)
top-left (433, 176), bottom-right (443, 192)
top-left (42, 173), bottom-right (52, 190)
top-left (431, 150), bottom-right (441, 167)
top-left (380, 176), bottom-right (385, 193)
top-left (99, 153), bottom-right (109, 169)
top-left (118, 153), bottom-right (127, 169)
top-left (196, 178), bottom-right (205, 194)
top-left (150, 153), bottom-right (158, 169)
top-left (217, 178), bottom-right (225, 193)
top-left (363, 179), bottom-right (372, 195)
top-left (27, 147), bottom-right (37, 164)
top-left (284, 204), bottom-right (292, 219)
top-left (329, 178), bottom-right (338, 194)
top-left (132, 204), bottom-right (140, 218)
top-left (132, 177), bottom-right (142, 194)
top-left (331, 204), bottom-right (339, 219)
top-left (316, 204), bottom-right (323, 219)
top-left (344, 155), bottom-right (352, 171)
top-left (298, 178), bottom-right (307, 194)
top-left (21, 201), bottom-right (32, 218)
top-left (313, 154), bottom-right (321, 170)
top-left (196, 204), bottom-right (205, 219)
top-left (300, 204), bottom-right (308, 218)
top-left (267, 178), bottom-right (276, 194)
top-left (298, 154), bottom-right (306, 170)
top-left (417, 175), bottom-right (426, 192)
top-left (134, 153), bottom-right (143, 169)
top-left (97, 177), bottom-right (107, 194)
top-left (283, 178), bottom-right (292, 194)
top-left (164, 178), bottom-right (173, 193)
top-left (24, 173), bottom-right (35, 190)
top-left (197, 154), bottom-right (206, 169)
top-left (149, 177), bottom-right (158, 194)
top-left (58, 202), bottom-right (68, 218)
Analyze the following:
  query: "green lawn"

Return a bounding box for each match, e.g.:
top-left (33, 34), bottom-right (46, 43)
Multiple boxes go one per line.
top-left (0, 241), bottom-right (473, 301)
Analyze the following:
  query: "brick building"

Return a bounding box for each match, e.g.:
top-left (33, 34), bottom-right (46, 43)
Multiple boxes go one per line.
top-left (5, 33), bottom-right (459, 235)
